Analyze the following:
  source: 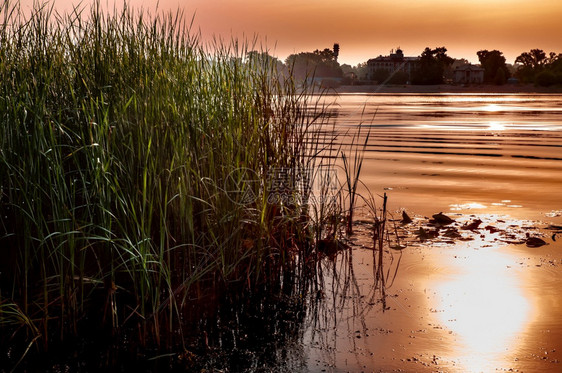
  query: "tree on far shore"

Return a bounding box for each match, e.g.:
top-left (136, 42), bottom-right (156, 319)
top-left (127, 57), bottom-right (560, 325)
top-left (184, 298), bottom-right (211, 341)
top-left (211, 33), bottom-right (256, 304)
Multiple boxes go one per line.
top-left (515, 49), bottom-right (562, 85)
top-left (341, 62), bottom-right (369, 80)
top-left (369, 68), bottom-right (408, 84)
top-left (515, 49), bottom-right (547, 69)
top-left (246, 50), bottom-right (287, 74)
top-left (411, 47), bottom-right (453, 85)
top-left (285, 47), bottom-right (343, 80)
top-left (477, 50), bottom-right (510, 85)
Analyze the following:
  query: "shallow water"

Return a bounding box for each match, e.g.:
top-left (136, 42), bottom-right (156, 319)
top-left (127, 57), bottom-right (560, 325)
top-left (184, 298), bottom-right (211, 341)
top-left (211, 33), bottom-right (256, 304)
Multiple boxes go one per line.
top-left (302, 239), bottom-right (562, 372)
top-left (299, 93), bottom-right (562, 372)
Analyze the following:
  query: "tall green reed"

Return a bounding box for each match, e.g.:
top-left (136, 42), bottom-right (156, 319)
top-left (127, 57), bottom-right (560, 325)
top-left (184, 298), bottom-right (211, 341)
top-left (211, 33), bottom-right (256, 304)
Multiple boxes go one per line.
top-left (342, 116), bottom-right (371, 235)
top-left (0, 0), bottom-right (339, 359)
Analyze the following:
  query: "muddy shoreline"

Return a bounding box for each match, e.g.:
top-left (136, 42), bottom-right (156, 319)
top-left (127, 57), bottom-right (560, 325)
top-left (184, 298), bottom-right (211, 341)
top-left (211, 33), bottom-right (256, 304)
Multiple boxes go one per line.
top-left (335, 83), bottom-right (562, 94)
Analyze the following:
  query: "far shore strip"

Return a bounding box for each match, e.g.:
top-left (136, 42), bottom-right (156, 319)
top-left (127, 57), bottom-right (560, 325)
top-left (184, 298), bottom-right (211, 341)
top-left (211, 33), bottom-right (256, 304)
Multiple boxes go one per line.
top-left (334, 83), bottom-right (562, 94)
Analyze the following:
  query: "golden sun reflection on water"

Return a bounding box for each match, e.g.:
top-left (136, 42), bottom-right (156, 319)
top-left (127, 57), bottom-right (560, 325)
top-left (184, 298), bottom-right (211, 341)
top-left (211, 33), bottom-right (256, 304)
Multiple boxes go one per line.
top-left (449, 202), bottom-right (488, 211)
top-left (482, 103), bottom-right (503, 112)
top-left (487, 121), bottom-right (506, 131)
top-left (433, 245), bottom-right (531, 372)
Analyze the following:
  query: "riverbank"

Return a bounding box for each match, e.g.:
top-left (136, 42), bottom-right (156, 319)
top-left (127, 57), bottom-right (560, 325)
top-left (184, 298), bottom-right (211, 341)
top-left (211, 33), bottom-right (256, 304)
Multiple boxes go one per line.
top-left (335, 83), bottom-right (562, 94)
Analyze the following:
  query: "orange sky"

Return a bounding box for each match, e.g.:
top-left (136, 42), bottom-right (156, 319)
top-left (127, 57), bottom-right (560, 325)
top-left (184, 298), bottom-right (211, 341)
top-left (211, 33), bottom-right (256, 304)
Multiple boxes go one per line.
top-left (17, 0), bottom-right (562, 65)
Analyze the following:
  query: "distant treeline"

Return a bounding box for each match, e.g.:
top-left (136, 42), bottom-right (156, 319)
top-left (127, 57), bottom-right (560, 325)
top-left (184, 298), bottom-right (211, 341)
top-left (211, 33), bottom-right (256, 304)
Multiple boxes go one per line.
top-left (258, 46), bottom-right (562, 86)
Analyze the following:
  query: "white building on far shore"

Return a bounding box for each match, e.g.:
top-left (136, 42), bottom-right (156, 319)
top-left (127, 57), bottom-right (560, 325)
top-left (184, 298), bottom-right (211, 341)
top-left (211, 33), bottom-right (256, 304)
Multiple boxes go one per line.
top-left (454, 64), bottom-right (484, 84)
top-left (367, 48), bottom-right (419, 82)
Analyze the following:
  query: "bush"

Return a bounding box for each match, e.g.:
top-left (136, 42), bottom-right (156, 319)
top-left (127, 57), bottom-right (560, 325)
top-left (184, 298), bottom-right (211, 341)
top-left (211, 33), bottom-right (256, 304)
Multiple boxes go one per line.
top-left (388, 71), bottom-right (409, 85)
top-left (370, 68), bottom-right (390, 83)
top-left (535, 70), bottom-right (557, 86)
top-left (494, 68), bottom-right (507, 85)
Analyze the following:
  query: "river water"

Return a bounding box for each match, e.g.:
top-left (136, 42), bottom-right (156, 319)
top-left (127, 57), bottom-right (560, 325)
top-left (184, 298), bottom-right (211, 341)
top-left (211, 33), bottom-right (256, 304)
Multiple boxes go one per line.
top-left (331, 93), bottom-right (562, 221)
top-left (297, 93), bottom-right (562, 372)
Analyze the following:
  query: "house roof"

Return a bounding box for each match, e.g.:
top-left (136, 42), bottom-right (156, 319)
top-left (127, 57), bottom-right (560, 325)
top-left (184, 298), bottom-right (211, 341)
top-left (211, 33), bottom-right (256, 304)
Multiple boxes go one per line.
top-left (367, 49), bottom-right (419, 64)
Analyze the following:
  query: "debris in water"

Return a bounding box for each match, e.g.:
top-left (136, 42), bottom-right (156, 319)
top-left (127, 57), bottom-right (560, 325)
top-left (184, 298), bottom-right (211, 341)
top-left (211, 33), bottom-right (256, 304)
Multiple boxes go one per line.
top-left (416, 227), bottom-right (438, 241)
top-left (485, 225), bottom-right (500, 234)
top-left (443, 228), bottom-right (462, 239)
top-left (401, 210), bottom-right (413, 225)
top-left (430, 212), bottom-right (454, 226)
top-left (526, 236), bottom-right (547, 248)
top-left (462, 219), bottom-right (482, 231)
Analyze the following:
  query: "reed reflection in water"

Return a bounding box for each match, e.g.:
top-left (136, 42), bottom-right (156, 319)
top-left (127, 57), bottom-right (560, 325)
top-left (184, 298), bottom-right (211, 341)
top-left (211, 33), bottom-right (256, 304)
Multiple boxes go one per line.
top-left (304, 238), bottom-right (402, 371)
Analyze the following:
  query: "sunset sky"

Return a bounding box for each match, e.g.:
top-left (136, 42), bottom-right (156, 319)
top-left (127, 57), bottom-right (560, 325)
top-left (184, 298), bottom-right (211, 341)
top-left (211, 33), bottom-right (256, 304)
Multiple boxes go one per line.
top-left (17, 0), bottom-right (562, 65)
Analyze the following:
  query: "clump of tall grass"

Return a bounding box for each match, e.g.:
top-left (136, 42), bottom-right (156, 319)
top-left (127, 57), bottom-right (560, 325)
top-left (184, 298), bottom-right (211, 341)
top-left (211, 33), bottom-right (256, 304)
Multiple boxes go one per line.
top-left (0, 0), bottom-right (338, 364)
top-left (342, 119), bottom-right (371, 235)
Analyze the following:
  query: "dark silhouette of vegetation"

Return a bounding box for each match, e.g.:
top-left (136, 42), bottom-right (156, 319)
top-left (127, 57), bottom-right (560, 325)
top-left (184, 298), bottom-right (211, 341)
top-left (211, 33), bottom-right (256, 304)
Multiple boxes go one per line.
top-left (341, 62), bottom-right (369, 81)
top-left (370, 68), bottom-right (409, 84)
top-left (411, 47), bottom-right (453, 85)
top-left (246, 50), bottom-right (287, 74)
top-left (516, 49), bottom-right (548, 69)
top-left (477, 50), bottom-right (510, 85)
top-left (534, 70), bottom-right (557, 86)
top-left (494, 68), bottom-right (507, 85)
top-left (515, 49), bottom-right (562, 86)
top-left (285, 47), bottom-right (343, 79)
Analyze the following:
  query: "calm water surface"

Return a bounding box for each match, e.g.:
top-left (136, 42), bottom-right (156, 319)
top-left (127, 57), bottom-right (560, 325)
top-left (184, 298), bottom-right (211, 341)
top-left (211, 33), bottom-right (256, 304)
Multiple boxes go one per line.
top-left (330, 93), bottom-right (562, 221)
top-left (300, 93), bottom-right (562, 372)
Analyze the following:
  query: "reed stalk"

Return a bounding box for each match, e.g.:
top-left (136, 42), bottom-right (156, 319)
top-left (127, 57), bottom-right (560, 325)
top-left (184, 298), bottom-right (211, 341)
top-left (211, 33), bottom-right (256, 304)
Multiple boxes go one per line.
top-left (341, 117), bottom-right (371, 235)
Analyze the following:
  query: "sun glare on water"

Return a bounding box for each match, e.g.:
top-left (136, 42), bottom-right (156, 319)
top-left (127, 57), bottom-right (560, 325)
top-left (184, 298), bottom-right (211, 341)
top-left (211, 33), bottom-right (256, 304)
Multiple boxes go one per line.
top-left (488, 121), bottom-right (506, 131)
top-left (433, 246), bottom-right (531, 372)
top-left (482, 104), bottom-right (503, 112)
